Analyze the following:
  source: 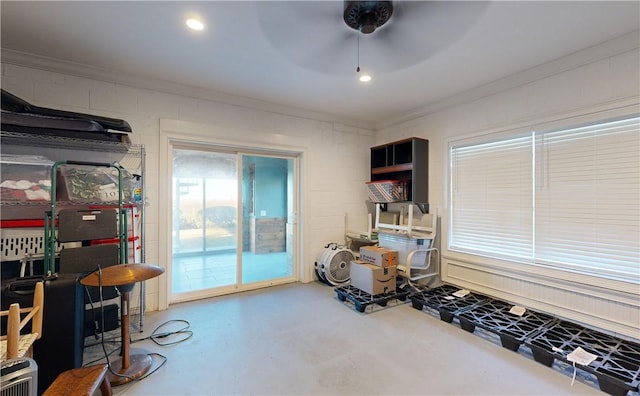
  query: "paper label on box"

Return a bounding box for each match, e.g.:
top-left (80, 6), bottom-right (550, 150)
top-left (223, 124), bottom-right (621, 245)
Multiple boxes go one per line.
top-left (359, 246), bottom-right (398, 267)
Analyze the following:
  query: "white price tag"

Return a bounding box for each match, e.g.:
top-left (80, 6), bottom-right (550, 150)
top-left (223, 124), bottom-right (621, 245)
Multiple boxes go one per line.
top-left (452, 289), bottom-right (470, 298)
top-left (509, 305), bottom-right (526, 316)
top-left (567, 347), bottom-right (597, 366)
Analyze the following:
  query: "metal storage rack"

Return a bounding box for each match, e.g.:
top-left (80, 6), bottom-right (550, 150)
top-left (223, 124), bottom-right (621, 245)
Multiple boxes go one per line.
top-left (1, 131), bottom-right (145, 267)
top-left (43, 160), bottom-right (128, 274)
top-left (0, 130), bottom-right (147, 328)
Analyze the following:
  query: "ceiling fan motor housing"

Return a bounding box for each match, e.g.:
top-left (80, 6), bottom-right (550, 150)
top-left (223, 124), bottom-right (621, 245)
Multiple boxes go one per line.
top-left (344, 1), bottom-right (394, 34)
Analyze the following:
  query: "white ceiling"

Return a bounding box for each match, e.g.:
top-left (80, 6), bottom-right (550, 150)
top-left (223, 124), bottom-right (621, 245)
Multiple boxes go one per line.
top-left (1, 1), bottom-right (639, 129)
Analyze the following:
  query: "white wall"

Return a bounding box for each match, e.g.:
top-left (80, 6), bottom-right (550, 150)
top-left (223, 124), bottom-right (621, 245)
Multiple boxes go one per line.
top-left (377, 32), bottom-right (640, 338)
top-left (1, 60), bottom-right (375, 311)
top-left (2, 31), bottom-right (638, 336)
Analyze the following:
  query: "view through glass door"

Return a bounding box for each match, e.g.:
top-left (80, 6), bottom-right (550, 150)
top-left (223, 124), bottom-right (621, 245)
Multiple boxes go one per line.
top-left (171, 146), bottom-right (295, 298)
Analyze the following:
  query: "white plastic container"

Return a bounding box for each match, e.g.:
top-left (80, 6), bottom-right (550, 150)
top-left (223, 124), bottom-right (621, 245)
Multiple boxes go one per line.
top-left (377, 231), bottom-right (431, 265)
top-left (0, 155), bottom-right (53, 202)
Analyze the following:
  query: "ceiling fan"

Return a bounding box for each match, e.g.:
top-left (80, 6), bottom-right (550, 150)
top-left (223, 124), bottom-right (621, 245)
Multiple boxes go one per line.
top-left (343, 1), bottom-right (394, 34)
top-left (256, 1), bottom-right (490, 75)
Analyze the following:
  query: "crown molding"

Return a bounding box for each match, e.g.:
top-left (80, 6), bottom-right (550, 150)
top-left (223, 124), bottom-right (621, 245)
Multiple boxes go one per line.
top-left (378, 30), bottom-right (640, 130)
top-left (1, 49), bottom-right (375, 132)
top-left (4, 29), bottom-right (637, 134)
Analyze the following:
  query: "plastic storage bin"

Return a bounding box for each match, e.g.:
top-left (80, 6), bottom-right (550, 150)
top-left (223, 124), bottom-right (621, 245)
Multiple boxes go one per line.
top-left (0, 155), bottom-right (53, 202)
top-left (56, 164), bottom-right (132, 202)
top-left (378, 231), bottom-right (430, 265)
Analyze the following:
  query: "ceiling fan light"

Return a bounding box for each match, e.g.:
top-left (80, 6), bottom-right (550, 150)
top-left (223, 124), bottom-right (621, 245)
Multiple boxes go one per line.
top-left (359, 12), bottom-right (378, 34)
top-left (186, 18), bottom-right (204, 31)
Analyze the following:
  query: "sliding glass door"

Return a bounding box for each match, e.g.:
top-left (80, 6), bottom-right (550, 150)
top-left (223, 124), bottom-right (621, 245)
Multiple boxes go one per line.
top-left (241, 155), bottom-right (294, 283)
top-left (170, 145), bottom-right (296, 299)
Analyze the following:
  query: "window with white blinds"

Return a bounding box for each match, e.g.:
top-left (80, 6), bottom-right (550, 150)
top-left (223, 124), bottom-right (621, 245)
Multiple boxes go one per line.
top-left (450, 135), bottom-right (533, 261)
top-left (449, 116), bottom-right (640, 283)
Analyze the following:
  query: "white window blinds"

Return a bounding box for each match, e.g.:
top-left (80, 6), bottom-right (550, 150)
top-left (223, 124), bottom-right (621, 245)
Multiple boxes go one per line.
top-left (450, 135), bottom-right (533, 261)
top-left (449, 115), bottom-right (640, 283)
top-left (535, 117), bottom-right (640, 281)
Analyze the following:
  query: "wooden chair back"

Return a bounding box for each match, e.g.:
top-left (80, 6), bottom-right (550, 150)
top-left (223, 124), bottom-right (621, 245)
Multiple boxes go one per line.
top-left (0, 281), bottom-right (44, 360)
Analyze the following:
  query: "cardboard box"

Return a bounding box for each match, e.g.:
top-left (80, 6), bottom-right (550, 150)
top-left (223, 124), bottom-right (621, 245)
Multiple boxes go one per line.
top-left (359, 245), bottom-right (398, 267)
top-left (350, 260), bottom-right (396, 295)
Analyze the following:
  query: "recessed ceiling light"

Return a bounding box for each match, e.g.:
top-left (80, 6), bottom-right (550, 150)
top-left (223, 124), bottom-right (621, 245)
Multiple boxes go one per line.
top-left (186, 18), bottom-right (205, 31)
top-left (359, 74), bottom-right (372, 83)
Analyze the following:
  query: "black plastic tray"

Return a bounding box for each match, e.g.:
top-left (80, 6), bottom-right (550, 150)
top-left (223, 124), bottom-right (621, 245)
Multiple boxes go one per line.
top-left (410, 284), bottom-right (491, 322)
top-left (526, 319), bottom-right (640, 396)
top-left (334, 284), bottom-right (411, 313)
top-left (456, 299), bottom-right (557, 351)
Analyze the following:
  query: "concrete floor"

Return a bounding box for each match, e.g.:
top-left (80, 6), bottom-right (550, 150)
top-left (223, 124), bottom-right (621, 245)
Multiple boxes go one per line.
top-left (92, 282), bottom-right (606, 395)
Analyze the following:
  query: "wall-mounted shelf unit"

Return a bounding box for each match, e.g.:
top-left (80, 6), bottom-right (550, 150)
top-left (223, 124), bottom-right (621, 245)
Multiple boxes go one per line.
top-left (370, 137), bottom-right (429, 213)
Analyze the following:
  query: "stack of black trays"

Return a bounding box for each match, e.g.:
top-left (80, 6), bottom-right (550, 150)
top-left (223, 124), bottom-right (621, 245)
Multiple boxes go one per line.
top-left (410, 284), bottom-right (490, 323)
top-left (527, 319), bottom-right (640, 396)
top-left (334, 284), bottom-right (412, 313)
top-left (457, 298), bottom-right (557, 352)
top-left (410, 284), bottom-right (640, 396)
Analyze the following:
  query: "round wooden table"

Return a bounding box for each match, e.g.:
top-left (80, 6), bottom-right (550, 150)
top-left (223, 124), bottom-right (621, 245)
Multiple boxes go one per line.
top-left (80, 263), bottom-right (164, 386)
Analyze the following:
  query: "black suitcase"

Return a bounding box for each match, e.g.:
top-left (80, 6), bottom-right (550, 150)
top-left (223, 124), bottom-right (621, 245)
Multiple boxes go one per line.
top-left (1, 274), bottom-right (84, 395)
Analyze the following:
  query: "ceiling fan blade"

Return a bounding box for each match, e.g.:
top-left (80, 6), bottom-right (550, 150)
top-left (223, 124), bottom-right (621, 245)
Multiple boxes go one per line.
top-left (368, 1), bottom-right (491, 71)
top-left (300, 31), bottom-right (357, 74)
top-left (257, 1), bottom-right (356, 74)
top-left (256, 1), bottom-right (491, 74)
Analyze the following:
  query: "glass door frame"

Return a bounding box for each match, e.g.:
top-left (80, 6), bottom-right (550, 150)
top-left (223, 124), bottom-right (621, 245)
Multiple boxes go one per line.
top-left (159, 130), bottom-right (301, 307)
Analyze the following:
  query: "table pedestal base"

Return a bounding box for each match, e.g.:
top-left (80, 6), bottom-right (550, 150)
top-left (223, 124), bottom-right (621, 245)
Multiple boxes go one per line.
top-left (107, 354), bottom-right (152, 386)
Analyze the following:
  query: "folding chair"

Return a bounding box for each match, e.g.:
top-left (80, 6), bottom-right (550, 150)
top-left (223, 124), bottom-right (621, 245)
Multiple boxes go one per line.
top-left (376, 204), bottom-right (439, 290)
